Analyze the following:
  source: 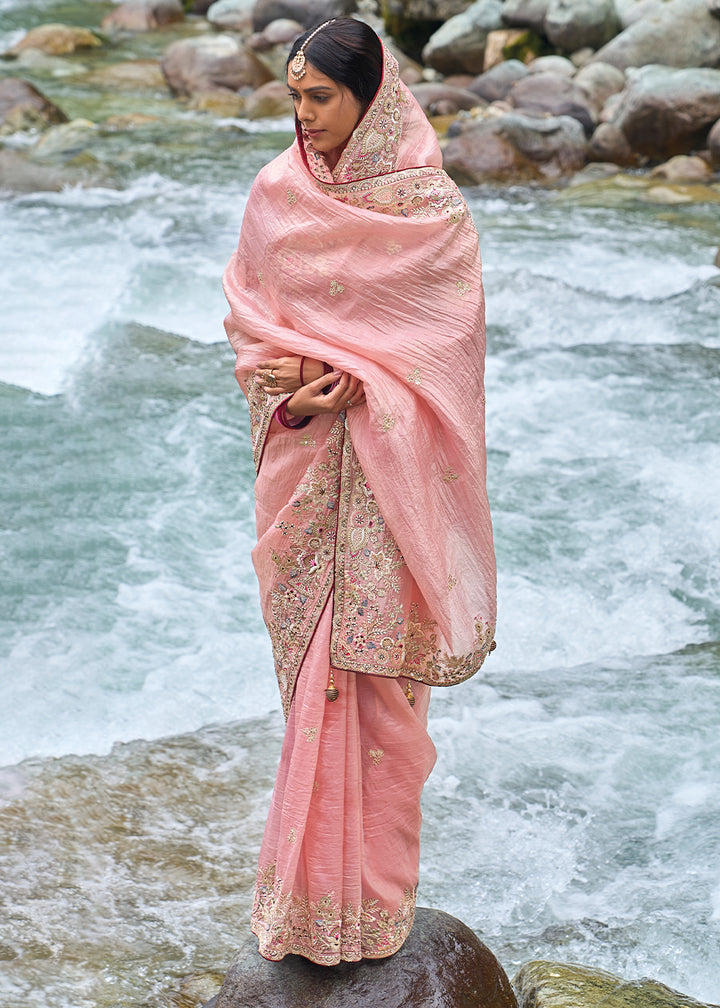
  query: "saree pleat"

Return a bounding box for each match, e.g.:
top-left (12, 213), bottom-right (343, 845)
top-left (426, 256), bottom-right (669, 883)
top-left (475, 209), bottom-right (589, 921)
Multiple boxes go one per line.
top-left (251, 604), bottom-right (436, 964)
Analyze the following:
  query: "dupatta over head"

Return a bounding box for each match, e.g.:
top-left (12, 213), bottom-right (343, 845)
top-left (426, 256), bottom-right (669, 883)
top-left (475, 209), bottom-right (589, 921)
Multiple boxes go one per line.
top-left (223, 41), bottom-right (496, 716)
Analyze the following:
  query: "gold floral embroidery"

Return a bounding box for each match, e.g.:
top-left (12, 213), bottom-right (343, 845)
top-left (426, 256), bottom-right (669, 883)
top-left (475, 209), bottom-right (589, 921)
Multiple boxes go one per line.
top-left (287, 189), bottom-right (297, 205)
top-left (368, 749), bottom-right (384, 765)
top-left (380, 414), bottom-right (396, 431)
top-left (441, 467), bottom-right (459, 482)
top-left (456, 280), bottom-right (471, 296)
top-left (386, 241), bottom-right (401, 255)
top-left (302, 727), bottom-right (317, 743)
top-left (257, 271), bottom-right (265, 286)
top-left (329, 279), bottom-right (345, 296)
top-left (448, 575), bottom-right (457, 591)
top-left (407, 367), bottom-right (422, 385)
top-left (299, 435), bottom-right (316, 447)
top-left (252, 863), bottom-right (416, 965)
top-left (287, 828), bottom-right (297, 844)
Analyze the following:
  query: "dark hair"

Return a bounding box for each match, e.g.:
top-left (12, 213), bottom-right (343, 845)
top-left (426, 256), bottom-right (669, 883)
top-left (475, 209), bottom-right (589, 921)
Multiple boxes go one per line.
top-left (287, 18), bottom-right (383, 110)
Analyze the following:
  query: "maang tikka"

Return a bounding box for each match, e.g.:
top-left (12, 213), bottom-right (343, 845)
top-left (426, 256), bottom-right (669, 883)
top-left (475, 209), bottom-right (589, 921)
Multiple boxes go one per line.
top-left (289, 19), bottom-right (336, 81)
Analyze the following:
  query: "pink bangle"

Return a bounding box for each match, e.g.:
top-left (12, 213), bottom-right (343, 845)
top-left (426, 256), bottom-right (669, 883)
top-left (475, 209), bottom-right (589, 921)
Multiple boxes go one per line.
top-left (275, 399), bottom-right (311, 430)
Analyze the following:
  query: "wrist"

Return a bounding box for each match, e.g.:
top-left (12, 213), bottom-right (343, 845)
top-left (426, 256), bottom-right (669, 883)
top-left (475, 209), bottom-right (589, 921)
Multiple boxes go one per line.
top-left (275, 398), bottom-right (311, 430)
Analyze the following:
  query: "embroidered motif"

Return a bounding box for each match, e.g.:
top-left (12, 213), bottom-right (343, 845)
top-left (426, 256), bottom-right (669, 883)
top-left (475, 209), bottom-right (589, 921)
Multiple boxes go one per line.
top-left (302, 727), bottom-right (317, 743)
top-left (257, 271), bottom-right (265, 286)
top-left (368, 749), bottom-right (384, 765)
top-left (456, 280), bottom-right (471, 297)
top-left (287, 189), bottom-right (297, 205)
top-left (448, 575), bottom-right (457, 591)
top-left (441, 467), bottom-right (459, 482)
top-left (299, 435), bottom-right (316, 447)
top-left (407, 367), bottom-right (422, 385)
top-left (252, 863), bottom-right (416, 965)
top-left (287, 828), bottom-right (297, 844)
top-left (380, 414), bottom-right (396, 431)
top-left (329, 279), bottom-right (345, 297)
top-left (386, 241), bottom-right (402, 255)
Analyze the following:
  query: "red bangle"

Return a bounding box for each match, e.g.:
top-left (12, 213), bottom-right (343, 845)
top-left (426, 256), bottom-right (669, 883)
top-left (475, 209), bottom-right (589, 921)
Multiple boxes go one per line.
top-left (299, 356), bottom-right (306, 385)
top-left (275, 400), bottom-right (312, 430)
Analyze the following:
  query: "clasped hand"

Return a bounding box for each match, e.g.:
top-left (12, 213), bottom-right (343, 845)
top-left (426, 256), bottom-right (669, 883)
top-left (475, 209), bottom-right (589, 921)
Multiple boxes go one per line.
top-left (256, 356), bottom-right (366, 417)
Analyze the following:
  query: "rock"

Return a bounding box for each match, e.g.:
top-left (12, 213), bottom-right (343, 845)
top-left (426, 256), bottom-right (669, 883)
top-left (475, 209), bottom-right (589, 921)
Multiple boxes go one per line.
top-left (0, 78), bottom-right (68, 135)
top-left (207, 0), bottom-right (257, 30)
top-left (649, 153), bottom-right (713, 179)
top-left (4, 23), bottom-right (102, 57)
top-left (469, 59), bottom-right (529, 101)
top-left (501, 0), bottom-right (552, 34)
top-left (715, 246), bottom-right (720, 267)
top-left (444, 110), bottom-right (587, 181)
top-left (101, 0), bottom-right (184, 31)
top-left (251, 0), bottom-right (357, 33)
top-left (593, 0), bottom-right (720, 70)
top-left (410, 82), bottom-right (484, 114)
top-left (710, 0), bottom-right (720, 18)
top-left (244, 79), bottom-right (292, 116)
top-left (422, 0), bottom-right (505, 75)
top-left (544, 0), bottom-right (621, 53)
top-left (483, 29), bottom-right (531, 71)
top-left (0, 148), bottom-right (100, 191)
top-left (587, 120), bottom-right (638, 163)
top-left (261, 17), bottom-right (304, 43)
top-left (33, 118), bottom-right (96, 158)
top-left (161, 34), bottom-right (274, 95)
top-left (512, 960), bottom-right (720, 1008)
top-left (574, 60), bottom-right (626, 119)
top-left (614, 0), bottom-right (664, 29)
top-left (611, 64), bottom-right (720, 157)
top-left (527, 54), bottom-right (576, 76)
top-left (507, 71), bottom-right (595, 134)
top-left (708, 117), bottom-right (720, 162)
top-left (212, 908), bottom-right (517, 1008)
top-left (188, 89), bottom-right (245, 114)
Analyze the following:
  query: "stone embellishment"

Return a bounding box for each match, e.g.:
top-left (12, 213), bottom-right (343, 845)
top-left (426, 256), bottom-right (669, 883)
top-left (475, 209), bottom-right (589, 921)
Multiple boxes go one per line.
top-left (287, 190), bottom-right (297, 205)
top-left (287, 828), bottom-right (297, 844)
top-left (329, 279), bottom-right (345, 296)
top-left (302, 727), bottom-right (317, 743)
top-left (448, 575), bottom-right (457, 591)
top-left (407, 367), bottom-right (422, 385)
top-left (441, 467), bottom-right (459, 482)
top-left (380, 414), bottom-right (396, 431)
top-left (456, 280), bottom-right (471, 296)
top-left (368, 749), bottom-right (384, 765)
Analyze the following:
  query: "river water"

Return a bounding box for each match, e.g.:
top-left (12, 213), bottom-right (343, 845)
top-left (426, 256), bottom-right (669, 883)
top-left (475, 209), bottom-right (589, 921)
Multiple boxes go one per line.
top-left (1, 1), bottom-right (720, 1006)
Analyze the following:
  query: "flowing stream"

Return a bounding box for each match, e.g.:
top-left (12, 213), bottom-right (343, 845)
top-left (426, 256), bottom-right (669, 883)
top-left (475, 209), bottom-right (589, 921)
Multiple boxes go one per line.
top-left (1, 1), bottom-right (720, 1005)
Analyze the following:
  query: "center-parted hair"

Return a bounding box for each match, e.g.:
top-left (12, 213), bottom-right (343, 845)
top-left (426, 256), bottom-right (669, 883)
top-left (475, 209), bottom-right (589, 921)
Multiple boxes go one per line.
top-left (287, 19), bottom-right (384, 111)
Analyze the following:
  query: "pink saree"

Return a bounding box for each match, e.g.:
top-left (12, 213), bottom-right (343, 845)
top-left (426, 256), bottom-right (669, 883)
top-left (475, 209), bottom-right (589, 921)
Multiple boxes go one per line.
top-left (223, 43), bottom-right (496, 965)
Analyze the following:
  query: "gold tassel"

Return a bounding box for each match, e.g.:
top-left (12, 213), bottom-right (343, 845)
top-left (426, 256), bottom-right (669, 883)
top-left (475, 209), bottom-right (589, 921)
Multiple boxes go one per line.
top-left (405, 681), bottom-right (416, 707)
top-left (325, 671), bottom-right (339, 702)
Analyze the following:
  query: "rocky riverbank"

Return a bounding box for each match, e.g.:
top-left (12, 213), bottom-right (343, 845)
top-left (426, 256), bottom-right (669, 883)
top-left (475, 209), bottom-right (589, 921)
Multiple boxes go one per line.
top-left (1, 0), bottom-right (719, 194)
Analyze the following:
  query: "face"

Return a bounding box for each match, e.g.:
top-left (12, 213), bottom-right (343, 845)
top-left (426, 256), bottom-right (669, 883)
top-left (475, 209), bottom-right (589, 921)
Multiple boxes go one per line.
top-left (287, 62), bottom-right (365, 170)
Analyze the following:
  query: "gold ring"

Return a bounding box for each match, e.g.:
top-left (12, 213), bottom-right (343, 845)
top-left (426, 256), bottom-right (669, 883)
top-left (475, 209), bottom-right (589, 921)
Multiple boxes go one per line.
top-left (266, 372), bottom-right (277, 387)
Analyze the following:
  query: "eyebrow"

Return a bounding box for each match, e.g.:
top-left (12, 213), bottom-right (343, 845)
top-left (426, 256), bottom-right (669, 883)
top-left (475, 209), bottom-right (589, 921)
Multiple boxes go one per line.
top-left (287, 84), bottom-right (334, 94)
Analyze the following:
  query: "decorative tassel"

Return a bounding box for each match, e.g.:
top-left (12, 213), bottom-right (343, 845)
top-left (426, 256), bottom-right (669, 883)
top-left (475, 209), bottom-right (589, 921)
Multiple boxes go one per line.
top-left (325, 672), bottom-right (339, 702)
top-left (405, 681), bottom-right (416, 707)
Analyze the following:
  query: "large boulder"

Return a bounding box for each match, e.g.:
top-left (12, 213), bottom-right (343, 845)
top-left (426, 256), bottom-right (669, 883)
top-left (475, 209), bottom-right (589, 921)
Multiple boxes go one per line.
top-left (501, 0), bottom-right (552, 34)
top-left (513, 960), bottom-right (719, 1008)
top-left (251, 0), bottom-right (356, 32)
top-left (593, 0), bottom-right (720, 70)
top-left (100, 0), bottom-right (184, 31)
top-left (207, 0), bottom-right (257, 30)
top-left (410, 82), bottom-right (485, 113)
top-left (444, 110), bottom-right (587, 181)
top-left (708, 117), bottom-right (720, 163)
top-left (0, 78), bottom-right (68, 134)
top-left (161, 34), bottom-right (274, 95)
top-left (508, 71), bottom-right (596, 133)
top-left (611, 64), bottom-right (720, 157)
top-left (3, 23), bottom-right (102, 57)
top-left (587, 120), bottom-right (638, 163)
top-left (544, 0), bottom-right (621, 53)
top-left (211, 908), bottom-right (518, 1008)
top-left (422, 0), bottom-right (505, 75)
top-left (574, 60), bottom-right (626, 119)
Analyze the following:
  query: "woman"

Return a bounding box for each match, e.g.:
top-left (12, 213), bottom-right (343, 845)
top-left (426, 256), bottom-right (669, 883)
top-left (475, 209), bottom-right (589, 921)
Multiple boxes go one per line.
top-left (223, 18), bottom-right (496, 966)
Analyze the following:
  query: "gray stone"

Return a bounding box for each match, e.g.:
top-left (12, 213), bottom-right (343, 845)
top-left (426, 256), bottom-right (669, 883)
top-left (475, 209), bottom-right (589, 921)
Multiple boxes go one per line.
top-left (501, 0), bottom-right (551, 34)
top-left (251, 0), bottom-right (356, 32)
top-left (611, 64), bottom-right (720, 156)
top-left (212, 908), bottom-right (518, 1008)
top-left (444, 110), bottom-right (587, 181)
top-left (544, 0), bottom-right (621, 52)
top-left (508, 71), bottom-right (596, 133)
top-left (206, 0), bottom-right (257, 30)
top-left (422, 0), bottom-right (505, 75)
top-left (708, 117), bottom-right (720, 162)
top-left (527, 54), bottom-right (577, 76)
top-left (574, 60), bottom-right (626, 117)
top-left (593, 0), bottom-right (720, 70)
top-left (469, 59), bottom-right (529, 101)
top-left (587, 120), bottom-right (638, 163)
top-left (614, 0), bottom-right (664, 29)
top-left (4, 23), bottom-right (102, 57)
top-left (161, 34), bottom-right (275, 95)
top-left (410, 82), bottom-right (485, 113)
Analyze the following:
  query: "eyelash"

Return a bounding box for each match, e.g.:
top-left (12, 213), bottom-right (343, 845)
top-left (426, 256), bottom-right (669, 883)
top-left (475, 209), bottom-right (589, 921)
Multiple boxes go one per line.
top-left (288, 93), bottom-right (329, 103)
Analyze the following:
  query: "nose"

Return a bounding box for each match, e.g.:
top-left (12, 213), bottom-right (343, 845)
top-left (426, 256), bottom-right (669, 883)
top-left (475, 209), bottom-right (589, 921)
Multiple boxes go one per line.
top-left (297, 96), bottom-right (313, 124)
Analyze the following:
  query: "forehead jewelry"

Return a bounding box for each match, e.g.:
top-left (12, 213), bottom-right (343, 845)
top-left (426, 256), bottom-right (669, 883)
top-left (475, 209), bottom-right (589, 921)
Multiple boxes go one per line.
top-left (289, 19), bottom-right (336, 80)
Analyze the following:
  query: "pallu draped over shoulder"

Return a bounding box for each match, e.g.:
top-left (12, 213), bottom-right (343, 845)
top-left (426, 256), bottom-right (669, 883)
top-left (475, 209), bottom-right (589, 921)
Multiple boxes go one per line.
top-left (223, 43), bottom-right (496, 965)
